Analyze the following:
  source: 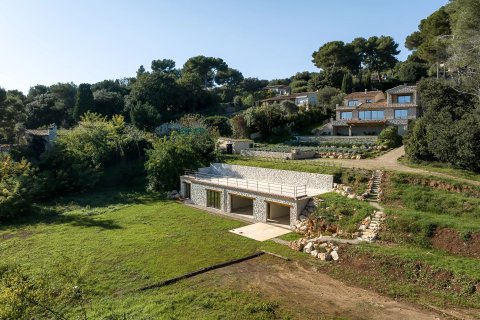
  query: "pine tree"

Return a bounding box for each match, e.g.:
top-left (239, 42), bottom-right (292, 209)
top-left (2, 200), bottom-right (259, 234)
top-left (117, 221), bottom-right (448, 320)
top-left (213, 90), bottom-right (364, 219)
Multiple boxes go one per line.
top-left (73, 84), bottom-right (94, 121)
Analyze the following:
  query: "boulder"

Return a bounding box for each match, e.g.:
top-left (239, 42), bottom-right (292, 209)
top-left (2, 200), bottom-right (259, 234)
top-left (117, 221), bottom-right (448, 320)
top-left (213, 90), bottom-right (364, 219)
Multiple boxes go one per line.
top-left (331, 251), bottom-right (339, 261)
top-left (304, 242), bottom-right (313, 253)
top-left (310, 250), bottom-right (318, 257)
top-left (317, 252), bottom-right (326, 260)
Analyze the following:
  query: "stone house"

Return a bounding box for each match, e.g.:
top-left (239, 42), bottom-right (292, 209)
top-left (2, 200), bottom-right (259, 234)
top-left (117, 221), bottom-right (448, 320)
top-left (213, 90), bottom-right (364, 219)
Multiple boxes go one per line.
top-left (180, 163), bottom-right (333, 227)
top-left (25, 125), bottom-right (57, 152)
top-left (331, 85), bottom-right (419, 136)
top-left (217, 138), bottom-right (254, 154)
top-left (258, 92), bottom-right (318, 108)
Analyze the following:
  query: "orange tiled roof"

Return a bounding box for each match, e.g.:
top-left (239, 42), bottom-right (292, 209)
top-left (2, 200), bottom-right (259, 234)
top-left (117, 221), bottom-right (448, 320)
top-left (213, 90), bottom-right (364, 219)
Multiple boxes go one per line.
top-left (357, 99), bottom-right (387, 109)
top-left (344, 91), bottom-right (383, 100)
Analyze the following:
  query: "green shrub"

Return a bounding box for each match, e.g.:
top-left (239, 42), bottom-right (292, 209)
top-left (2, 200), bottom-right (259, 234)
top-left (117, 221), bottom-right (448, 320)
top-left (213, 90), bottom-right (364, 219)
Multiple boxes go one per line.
top-left (377, 126), bottom-right (402, 148)
top-left (0, 156), bottom-right (37, 220)
top-left (145, 130), bottom-right (217, 191)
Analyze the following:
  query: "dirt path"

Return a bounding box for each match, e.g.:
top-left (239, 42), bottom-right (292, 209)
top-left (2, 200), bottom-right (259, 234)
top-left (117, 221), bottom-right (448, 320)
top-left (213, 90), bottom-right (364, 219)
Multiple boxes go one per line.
top-left (205, 255), bottom-right (476, 320)
top-left (312, 146), bottom-right (480, 186)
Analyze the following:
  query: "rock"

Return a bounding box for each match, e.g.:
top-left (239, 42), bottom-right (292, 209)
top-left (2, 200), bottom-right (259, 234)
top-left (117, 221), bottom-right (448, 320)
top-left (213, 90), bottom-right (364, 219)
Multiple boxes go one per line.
top-left (299, 225), bottom-right (307, 232)
top-left (347, 194), bottom-right (356, 199)
top-left (304, 242), bottom-right (313, 253)
top-left (331, 251), bottom-right (339, 261)
top-left (311, 250), bottom-right (318, 257)
top-left (299, 215), bottom-right (308, 221)
top-left (317, 252), bottom-right (326, 260)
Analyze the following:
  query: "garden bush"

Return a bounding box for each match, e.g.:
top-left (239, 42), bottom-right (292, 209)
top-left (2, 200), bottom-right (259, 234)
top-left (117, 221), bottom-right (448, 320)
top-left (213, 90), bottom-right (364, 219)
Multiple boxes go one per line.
top-left (377, 126), bottom-right (402, 148)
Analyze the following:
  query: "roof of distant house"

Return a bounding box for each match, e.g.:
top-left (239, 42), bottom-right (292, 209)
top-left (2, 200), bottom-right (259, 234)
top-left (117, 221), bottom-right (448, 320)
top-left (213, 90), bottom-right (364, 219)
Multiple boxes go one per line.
top-left (258, 91), bottom-right (317, 103)
top-left (25, 129), bottom-right (49, 136)
top-left (344, 91), bottom-right (383, 100)
top-left (386, 84), bottom-right (417, 94)
top-left (357, 99), bottom-right (388, 109)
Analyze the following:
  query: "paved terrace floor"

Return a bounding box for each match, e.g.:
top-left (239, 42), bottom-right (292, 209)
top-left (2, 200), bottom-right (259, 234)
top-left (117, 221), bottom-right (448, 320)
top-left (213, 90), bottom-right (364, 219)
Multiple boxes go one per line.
top-left (189, 175), bottom-right (328, 198)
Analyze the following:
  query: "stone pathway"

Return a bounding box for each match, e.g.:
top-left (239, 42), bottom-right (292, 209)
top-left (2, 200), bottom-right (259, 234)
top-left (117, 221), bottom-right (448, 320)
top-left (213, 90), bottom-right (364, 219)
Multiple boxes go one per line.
top-left (365, 170), bottom-right (382, 202)
top-left (357, 209), bottom-right (386, 242)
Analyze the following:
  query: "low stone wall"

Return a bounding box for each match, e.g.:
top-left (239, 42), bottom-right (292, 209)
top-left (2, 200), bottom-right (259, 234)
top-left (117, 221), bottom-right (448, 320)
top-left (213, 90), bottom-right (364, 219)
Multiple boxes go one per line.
top-left (209, 163), bottom-right (333, 192)
top-left (240, 150), bottom-right (291, 159)
top-left (240, 149), bottom-right (316, 160)
top-left (295, 135), bottom-right (378, 145)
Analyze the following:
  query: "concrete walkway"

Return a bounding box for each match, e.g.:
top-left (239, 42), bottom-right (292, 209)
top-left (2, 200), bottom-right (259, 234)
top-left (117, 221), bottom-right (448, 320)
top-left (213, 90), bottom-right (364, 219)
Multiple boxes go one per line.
top-left (311, 146), bottom-right (480, 186)
top-left (230, 223), bottom-right (291, 241)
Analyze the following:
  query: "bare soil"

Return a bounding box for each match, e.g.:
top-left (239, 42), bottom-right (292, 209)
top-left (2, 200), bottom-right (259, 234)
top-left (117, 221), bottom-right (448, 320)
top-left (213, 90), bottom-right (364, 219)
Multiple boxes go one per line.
top-left (201, 254), bottom-right (479, 320)
top-left (432, 228), bottom-right (480, 259)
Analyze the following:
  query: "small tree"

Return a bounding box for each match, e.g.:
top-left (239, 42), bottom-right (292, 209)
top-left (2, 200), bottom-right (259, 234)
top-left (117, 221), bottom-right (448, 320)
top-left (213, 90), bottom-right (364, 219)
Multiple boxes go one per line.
top-left (377, 126), bottom-right (402, 148)
top-left (145, 130), bottom-right (217, 191)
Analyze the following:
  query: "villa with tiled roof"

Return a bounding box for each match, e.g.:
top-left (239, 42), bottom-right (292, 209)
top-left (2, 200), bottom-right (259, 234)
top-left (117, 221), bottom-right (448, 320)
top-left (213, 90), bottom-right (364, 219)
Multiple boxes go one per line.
top-left (331, 84), bottom-right (419, 136)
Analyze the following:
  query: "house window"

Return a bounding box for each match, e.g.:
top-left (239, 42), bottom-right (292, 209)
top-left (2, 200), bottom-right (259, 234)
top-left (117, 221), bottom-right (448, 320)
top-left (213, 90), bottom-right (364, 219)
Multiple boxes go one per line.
top-left (359, 110), bottom-right (384, 120)
top-left (340, 112), bottom-right (352, 120)
top-left (394, 109), bottom-right (408, 119)
top-left (365, 99), bottom-right (373, 103)
top-left (397, 95), bottom-right (412, 104)
top-left (348, 100), bottom-right (359, 107)
top-left (206, 190), bottom-right (221, 209)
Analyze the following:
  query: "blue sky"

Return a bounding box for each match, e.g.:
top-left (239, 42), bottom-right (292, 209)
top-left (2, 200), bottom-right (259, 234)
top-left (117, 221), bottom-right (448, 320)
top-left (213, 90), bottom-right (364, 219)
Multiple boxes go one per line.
top-left (0, 0), bottom-right (448, 93)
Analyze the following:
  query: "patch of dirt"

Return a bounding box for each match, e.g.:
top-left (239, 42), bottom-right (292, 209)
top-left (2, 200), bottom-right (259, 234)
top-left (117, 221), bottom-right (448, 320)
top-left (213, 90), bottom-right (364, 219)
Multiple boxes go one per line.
top-left (202, 254), bottom-right (476, 320)
top-left (432, 228), bottom-right (480, 259)
top-left (0, 230), bottom-right (34, 241)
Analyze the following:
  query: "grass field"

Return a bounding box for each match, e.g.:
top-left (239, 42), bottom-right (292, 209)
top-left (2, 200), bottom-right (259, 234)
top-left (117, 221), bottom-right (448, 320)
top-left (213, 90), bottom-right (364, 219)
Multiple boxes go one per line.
top-left (0, 187), bottom-right (295, 319)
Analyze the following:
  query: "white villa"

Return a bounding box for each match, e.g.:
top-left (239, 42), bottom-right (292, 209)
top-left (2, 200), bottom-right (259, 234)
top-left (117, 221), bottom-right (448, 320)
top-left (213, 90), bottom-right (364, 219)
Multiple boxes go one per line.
top-left (180, 163), bottom-right (333, 227)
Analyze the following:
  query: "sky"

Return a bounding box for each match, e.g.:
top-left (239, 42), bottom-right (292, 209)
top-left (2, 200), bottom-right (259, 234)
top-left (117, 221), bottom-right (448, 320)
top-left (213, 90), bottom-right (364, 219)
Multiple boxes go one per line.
top-left (0, 0), bottom-right (448, 93)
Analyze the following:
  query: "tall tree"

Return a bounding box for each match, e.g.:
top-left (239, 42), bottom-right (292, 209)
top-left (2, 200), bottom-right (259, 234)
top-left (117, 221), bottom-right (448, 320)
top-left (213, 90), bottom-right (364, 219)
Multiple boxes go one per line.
top-left (0, 88), bottom-right (26, 143)
top-left (151, 59), bottom-right (176, 74)
top-left (312, 41), bottom-right (360, 73)
top-left (182, 56), bottom-right (228, 88)
top-left (73, 84), bottom-right (94, 121)
top-left (362, 36), bottom-right (400, 79)
top-left (447, 0), bottom-right (480, 100)
top-left (341, 72), bottom-right (353, 93)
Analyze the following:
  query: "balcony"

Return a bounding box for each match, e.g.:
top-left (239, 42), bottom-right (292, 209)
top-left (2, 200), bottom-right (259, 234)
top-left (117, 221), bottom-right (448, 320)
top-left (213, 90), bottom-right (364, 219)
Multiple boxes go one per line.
top-left (183, 170), bottom-right (307, 198)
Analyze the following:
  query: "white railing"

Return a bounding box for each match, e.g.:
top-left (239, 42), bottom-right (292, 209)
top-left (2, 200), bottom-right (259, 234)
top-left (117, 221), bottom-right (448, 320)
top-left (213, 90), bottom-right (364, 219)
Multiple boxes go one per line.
top-left (184, 170), bottom-right (307, 198)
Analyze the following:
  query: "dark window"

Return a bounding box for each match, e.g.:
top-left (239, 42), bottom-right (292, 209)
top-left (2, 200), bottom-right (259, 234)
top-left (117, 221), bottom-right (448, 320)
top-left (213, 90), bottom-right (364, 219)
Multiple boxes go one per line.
top-left (207, 190), bottom-right (221, 209)
top-left (397, 95), bottom-right (412, 104)
top-left (348, 100), bottom-right (359, 107)
top-left (183, 182), bottom-right (191, 199)
top-left (341, 112), bottom-right (352, 120)
top-left (394, 109), bottom-right (408, 119)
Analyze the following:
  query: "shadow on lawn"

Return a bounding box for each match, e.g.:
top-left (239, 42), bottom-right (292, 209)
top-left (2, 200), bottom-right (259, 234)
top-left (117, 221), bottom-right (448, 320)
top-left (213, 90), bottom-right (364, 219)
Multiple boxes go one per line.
top-left (0, 186), bottom-right (165, 232)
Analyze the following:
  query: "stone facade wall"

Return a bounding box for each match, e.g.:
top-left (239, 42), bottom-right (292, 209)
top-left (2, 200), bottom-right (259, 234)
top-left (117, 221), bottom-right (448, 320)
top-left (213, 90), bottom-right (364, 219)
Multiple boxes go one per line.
top-left (208, 163), bottom-right (333, 191)
top-left (180, 176), bottom-right (304, 226)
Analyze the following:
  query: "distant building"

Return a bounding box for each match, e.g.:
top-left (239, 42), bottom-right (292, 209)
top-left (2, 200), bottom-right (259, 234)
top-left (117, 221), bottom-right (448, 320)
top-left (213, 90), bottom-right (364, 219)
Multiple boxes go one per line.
top-left (25, 125), bottom-right (57, 151)
top-left (264, 85), bottom-right (291, 96)
top-left (217, 138), bottom-right (253, 154)
top-left (258, 91), bottom-right (318, 108)
top-left (331, 85), bottom-right (419, 136)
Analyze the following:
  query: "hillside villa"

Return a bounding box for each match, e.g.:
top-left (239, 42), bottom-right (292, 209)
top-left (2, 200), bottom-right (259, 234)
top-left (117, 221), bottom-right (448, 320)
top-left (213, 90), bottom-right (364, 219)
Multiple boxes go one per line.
top-left (330, 84), bottom-right (419, 136)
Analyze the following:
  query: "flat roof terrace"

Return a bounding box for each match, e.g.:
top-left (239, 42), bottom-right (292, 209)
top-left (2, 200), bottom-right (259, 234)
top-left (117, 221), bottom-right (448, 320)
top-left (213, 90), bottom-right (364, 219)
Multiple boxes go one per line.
top-left (183, 170), bottom-right (319, 198)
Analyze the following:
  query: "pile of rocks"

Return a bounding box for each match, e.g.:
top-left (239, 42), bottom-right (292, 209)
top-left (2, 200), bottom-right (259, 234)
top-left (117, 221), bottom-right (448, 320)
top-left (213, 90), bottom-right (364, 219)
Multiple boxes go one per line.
top-left (166, 190), bottom-right (181, 200)
top-left (332, 183), bottom-right (368, 201)
top-left (317, 152), bottom-right (364, 160)
top-left (291, 198), bottom-right (324, 233)
top-left (289, 238), bottom-right (340, 261)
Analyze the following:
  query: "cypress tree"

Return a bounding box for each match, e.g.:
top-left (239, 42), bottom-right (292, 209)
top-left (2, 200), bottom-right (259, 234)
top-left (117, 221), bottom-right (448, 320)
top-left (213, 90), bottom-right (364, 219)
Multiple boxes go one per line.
top-left (73, 83), bottom-right (94, 121)
top-left (341, 72), bottom-right (353, 93)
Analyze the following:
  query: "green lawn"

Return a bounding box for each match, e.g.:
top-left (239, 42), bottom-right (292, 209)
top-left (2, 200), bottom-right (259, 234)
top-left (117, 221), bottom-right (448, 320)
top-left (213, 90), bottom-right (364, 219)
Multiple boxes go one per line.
top-left (0, 188), bottom-right (294, 319)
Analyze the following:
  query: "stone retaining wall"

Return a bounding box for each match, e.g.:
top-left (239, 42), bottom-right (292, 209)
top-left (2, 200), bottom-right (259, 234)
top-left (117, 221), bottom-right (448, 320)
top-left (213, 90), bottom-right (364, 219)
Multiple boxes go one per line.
top-left (208, 163), bottom-right (333, 191)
